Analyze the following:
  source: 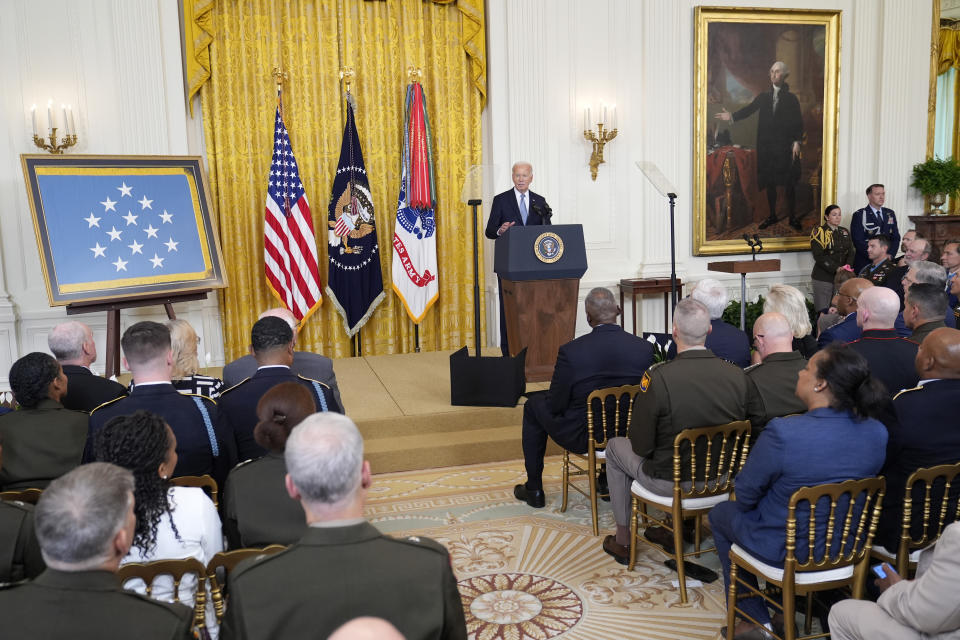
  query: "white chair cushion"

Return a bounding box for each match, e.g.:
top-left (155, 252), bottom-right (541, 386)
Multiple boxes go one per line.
top-left (631, 479), bottom-right (731, 510)
top-left (730, 543), bottom-right (853, 585)
top-left (872, 544), bottom-right (925, 564)
top-left (595, 449), bottom-right (606, 460)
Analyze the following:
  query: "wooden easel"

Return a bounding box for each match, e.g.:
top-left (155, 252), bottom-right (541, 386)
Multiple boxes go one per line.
top-left (66, 290), bottom-right (210, 378)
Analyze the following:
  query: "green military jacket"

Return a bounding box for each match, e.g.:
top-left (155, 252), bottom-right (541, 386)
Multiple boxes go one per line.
top-left (909, 320), bottom-right (947, 345)
top-left (0, 499), bottom-right (44, 583)
top-left (629, 349), bottom-right (764, 481)
top-left (858, 258), bottom-right (897, 287)
top-left (810, 223), bottom-right (854, 283)
top-left (0, 398), bottom-right (88, 490)
top-left (744, 351), bottom-right (808, 436)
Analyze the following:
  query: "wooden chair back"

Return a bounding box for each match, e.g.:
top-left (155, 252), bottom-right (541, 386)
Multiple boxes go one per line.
top-left (118, 557), bottom-right (207, 630)
top-left (206, 545), bottom-right (287, 623)
top-left (585, 384), bottom-right (643, 448)
top-left (672, 420), bottom-right (751, 500)
top-left (897, 462), bottom-right (960, 571)
top-left (0, 488), bottom-right (43, 504)
top-left (170, 475), bottom-right (219, 508)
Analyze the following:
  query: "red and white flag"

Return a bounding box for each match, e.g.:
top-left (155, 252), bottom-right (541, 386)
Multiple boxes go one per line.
top-left (264, 95), bottom-right (323, 323)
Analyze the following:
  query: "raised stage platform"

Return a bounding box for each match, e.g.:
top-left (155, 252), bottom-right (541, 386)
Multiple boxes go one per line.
top-left (334, 349), bottom-right (555, 474)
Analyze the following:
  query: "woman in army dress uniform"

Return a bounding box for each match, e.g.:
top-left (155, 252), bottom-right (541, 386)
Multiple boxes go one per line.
top-left (810, 204), bottom-right (855, 311)
top-left (223, 382), bottom-right (315, 548)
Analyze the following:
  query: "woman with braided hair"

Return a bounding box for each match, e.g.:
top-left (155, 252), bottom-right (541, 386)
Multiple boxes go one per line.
top-left (93, 410), bottom-right (222, 636)
top-left (709, 344), bottom-right (889, 639)
top-left (222, 382), bottom-right (315, 548)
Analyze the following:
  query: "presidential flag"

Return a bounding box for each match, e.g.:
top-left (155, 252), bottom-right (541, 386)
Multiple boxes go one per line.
top-left (264, 95), bottom-right (323, 324)
top-left (326, 94), bottom-right (384, 336)
top-left (391, 82), bottom-right (438, 323)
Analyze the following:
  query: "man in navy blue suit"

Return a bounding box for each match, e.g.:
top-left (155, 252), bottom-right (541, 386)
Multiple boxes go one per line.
top-left (666, 278), bottom-right (751, 367)
top-left (818, 278), bottom-right (873, 348)
top-left (485, 162), bottom-right (551, 356)
top-left (850, 184), bottom-right (900, 273)
top-left (514, 288), bottom-right (654, 508)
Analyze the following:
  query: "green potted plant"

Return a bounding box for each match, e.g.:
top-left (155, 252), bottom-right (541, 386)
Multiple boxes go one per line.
top-left (910, 156), bottom-right (960, 215)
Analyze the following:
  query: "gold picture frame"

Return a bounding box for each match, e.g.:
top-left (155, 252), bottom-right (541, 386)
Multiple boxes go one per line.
top-left (693, 6), bottom-right (841, 256)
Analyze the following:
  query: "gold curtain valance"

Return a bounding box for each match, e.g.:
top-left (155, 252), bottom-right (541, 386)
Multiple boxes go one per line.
top-left (183, 0), bottom-right (486, 109)
top-left (938, 26), bottom-right (960, 74)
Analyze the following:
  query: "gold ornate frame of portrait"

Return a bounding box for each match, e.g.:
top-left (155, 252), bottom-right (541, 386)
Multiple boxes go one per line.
top-left (693, 6), bottom-right (841, 256)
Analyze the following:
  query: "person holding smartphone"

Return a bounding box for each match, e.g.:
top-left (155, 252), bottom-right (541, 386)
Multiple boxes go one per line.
top-left (829, 520), bottom-right (960, 639)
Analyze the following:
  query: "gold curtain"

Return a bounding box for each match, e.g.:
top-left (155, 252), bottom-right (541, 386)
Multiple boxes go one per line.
top-left (939, 27), bottom-right (960, 160)
top-left (196, 0), bottom-right (484, 361)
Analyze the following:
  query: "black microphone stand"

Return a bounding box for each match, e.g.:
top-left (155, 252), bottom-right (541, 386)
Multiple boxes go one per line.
top-left (468, 199), bottom-right (482, 357)
top-left (668, 193), bottom-right (678, 310)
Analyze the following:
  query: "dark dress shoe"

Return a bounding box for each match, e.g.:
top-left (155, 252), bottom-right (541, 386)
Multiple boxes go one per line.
top-left (644, 525), bottom-right (680, 553)
top-left (513, 484), bottom-right (546, 508)
top-left (602, 535), bottom-right (630, 566)
top-left (596, 472), bottom-right (610, 501)
top-left (758, 217), bottom-right (777, 229)
top-left (788, 217), bottom-right (803, 231)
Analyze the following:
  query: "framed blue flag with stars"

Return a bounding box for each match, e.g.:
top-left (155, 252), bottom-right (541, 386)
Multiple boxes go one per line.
top-left (21, 155), bottom-right (227, 305)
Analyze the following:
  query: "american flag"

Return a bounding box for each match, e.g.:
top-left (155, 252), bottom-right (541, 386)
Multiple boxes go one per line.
top-left (264, 99), bottom-right (322, 322)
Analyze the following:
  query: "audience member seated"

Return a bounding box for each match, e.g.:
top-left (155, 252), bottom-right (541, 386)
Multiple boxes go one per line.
top-left (667, 278), bottom-right (751, 367)
top-left (0, 440), bottom-right (45, 583)
top-left (763, 284), bottom-right (817, 358)
top-left (222, 307), bottom-right (344, 411)
top-left (858, 234), bottom-right (897, 287)
top-left (893, 229), bottom-right (917, 267)
top-left (156, 319), bottom-right (224, 399)
top-left (709, 344), bottom-right (888, 639)
top-left (817, 278), bottom-right (873, 348)
top-left (601, 298), bottom-right (763, 565)
top-left (0, 463), bottom-right (193, 638)
top-left (88, 322), bottom-right (236, 486)
top-left (221, 413), bottom-right (467, 639)
top-left (874, 328), bottom-right (960, 553)
top-left (848, 287), bottom-right (919, 396)
top-left (745, 313), bottom-right (807, 436)
top-left (48, 321), bottom-right (126, 412)
top-left (93, 410), bottom-right (222, 635)
top-left (942, 239), bottom-right (960, 309)
top-left (903, 283), bottom-right (948, 344)
top-left (816, 267), bottom-right (856, 335)
top-left (223, 382), bottom-right (314, 547)
top-left (951, 270), bottom-right (960, 326)
top-left (514, 287), bottom-right (654, 508)
top-left (902, 259), bottom-right (955, 329)
top-left (0, 353), bottom-right (87, 490)
top-left (888, 233), bottom-right (929, 304)
top-left (219, 316), bottom-right (341, 463)
top-left (829, 520), bottom-right (960, 640)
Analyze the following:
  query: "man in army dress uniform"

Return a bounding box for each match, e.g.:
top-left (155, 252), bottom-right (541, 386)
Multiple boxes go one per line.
top-left (219, 316), bottom-right (341, 462)
top-left (87, 322), bottom-right (236, 486)
top-left (0, 441), bottom-right (45, 582)
top-left (601, 298), bottom-right (763, 564)
top-left (746, 313), bottom-right (807, 436)
top-left (858, 235), bottom-right (897, 288)
top-left (222, 412), bottom-right (467, 640)
top-left (0, 463), bottom-right (193, 638)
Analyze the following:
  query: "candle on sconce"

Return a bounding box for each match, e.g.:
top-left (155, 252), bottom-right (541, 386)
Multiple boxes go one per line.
top-left (587, 107), bottom-right (592, 128)
top-left (30, 105), bottom-right (38, 137)
top-left (61, 104), bottom-right (69, 135)
top-left (612, 105), bottom-right (617, 130)
top-left (46, 99), bottom-right (54, 133)
top-left (583, 108), bottom-right (588, 131)
top-left (68, 105), bottom-right (76, 136)
top-left (602, 105), bottom-right (608, 127)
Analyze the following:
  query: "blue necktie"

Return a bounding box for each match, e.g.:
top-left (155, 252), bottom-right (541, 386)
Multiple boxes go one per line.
top-left (520, 193), bottom-right (528, 225)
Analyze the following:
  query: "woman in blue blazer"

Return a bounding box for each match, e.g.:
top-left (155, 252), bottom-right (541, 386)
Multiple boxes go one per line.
top-left (710, 343), bottom-right (889, 639)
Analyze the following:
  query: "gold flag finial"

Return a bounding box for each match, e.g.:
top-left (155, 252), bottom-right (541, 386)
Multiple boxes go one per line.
top-left (407, 66), bottom-right (422, 84)
top-left (339, 67), bottom-right (355, 94)
top-left (272, 67), bottom-right (288, 91)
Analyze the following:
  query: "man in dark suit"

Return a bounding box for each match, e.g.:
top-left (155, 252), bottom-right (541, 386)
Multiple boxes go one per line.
top-left (484, 162), bottom-right (551, 355)
top-left (851, 184), bottom-right (900, 273)
top-left (745, 312), bottom-right (807, 436)
top-left (848, 286), bottom-right (919, 396)
top-left (715, 61), bottom-right (803, 231)
top-left (0, 463), bottom-right (193, 639)
top-left (874, 328), bottom-right (960, 553)
top-left (222, 307), bottom-right (344, 411)
top-left (88, 322), bottom-right (236, 487)
top-left (602, 298), bottom-right (763, 564)
top-left (818, 278), bottom-right (874, 348)
top-left (667, 278), bottom-right (751, 367)
top-left (514, 288), bottom-right (654, 508)
top-left (222, 413), bottom-right (467, 640)
top-left (48, 321), bottom-right (126, 413)
top-left (219, 316), bottom-right (341, 462)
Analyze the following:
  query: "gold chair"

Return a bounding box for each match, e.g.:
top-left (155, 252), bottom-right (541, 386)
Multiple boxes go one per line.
top-left (628, 420), bottom-right (751, 603)
top-left (871, 461), bottom-right (960, 576)
top-left (118, 557), bottom-right (207, 632)
top-left (560, 384), bottom-right (643, 536)
top-left (170, 474), bottom-right (219, 508)
top-left (0, 488), bottom-right (43, 504)
top-left (727, 477), bottom-right (886, 640)
top-left (206, 545), bottom-right (287, 624)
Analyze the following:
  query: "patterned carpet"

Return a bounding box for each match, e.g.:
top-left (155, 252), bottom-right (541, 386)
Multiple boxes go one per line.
top-left (366, 456), bottom-right (728, 640)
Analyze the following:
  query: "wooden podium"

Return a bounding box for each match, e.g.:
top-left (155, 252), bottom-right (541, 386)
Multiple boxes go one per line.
top-left (495, 224), bottom-right (587, 382)
top-left (707, 258), bottom-right (781, 330)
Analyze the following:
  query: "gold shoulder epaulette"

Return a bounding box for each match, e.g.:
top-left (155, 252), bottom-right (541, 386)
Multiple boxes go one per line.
top-left (296, 374), bottom-right (331, 389)
top-left (89, 395), bottom-right (125, 415)
top-left (219, 378), bottom-right (251, 396)
top-left (892, 385), bottom-right (924, 401)
top-left (183, 392), bottom-right (217, 405)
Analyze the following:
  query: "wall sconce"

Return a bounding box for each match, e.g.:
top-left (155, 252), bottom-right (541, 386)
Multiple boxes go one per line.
top-left (31, 99), bottom-right (78, 154)
top-left (583, 103), bottom-right (617, 181)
